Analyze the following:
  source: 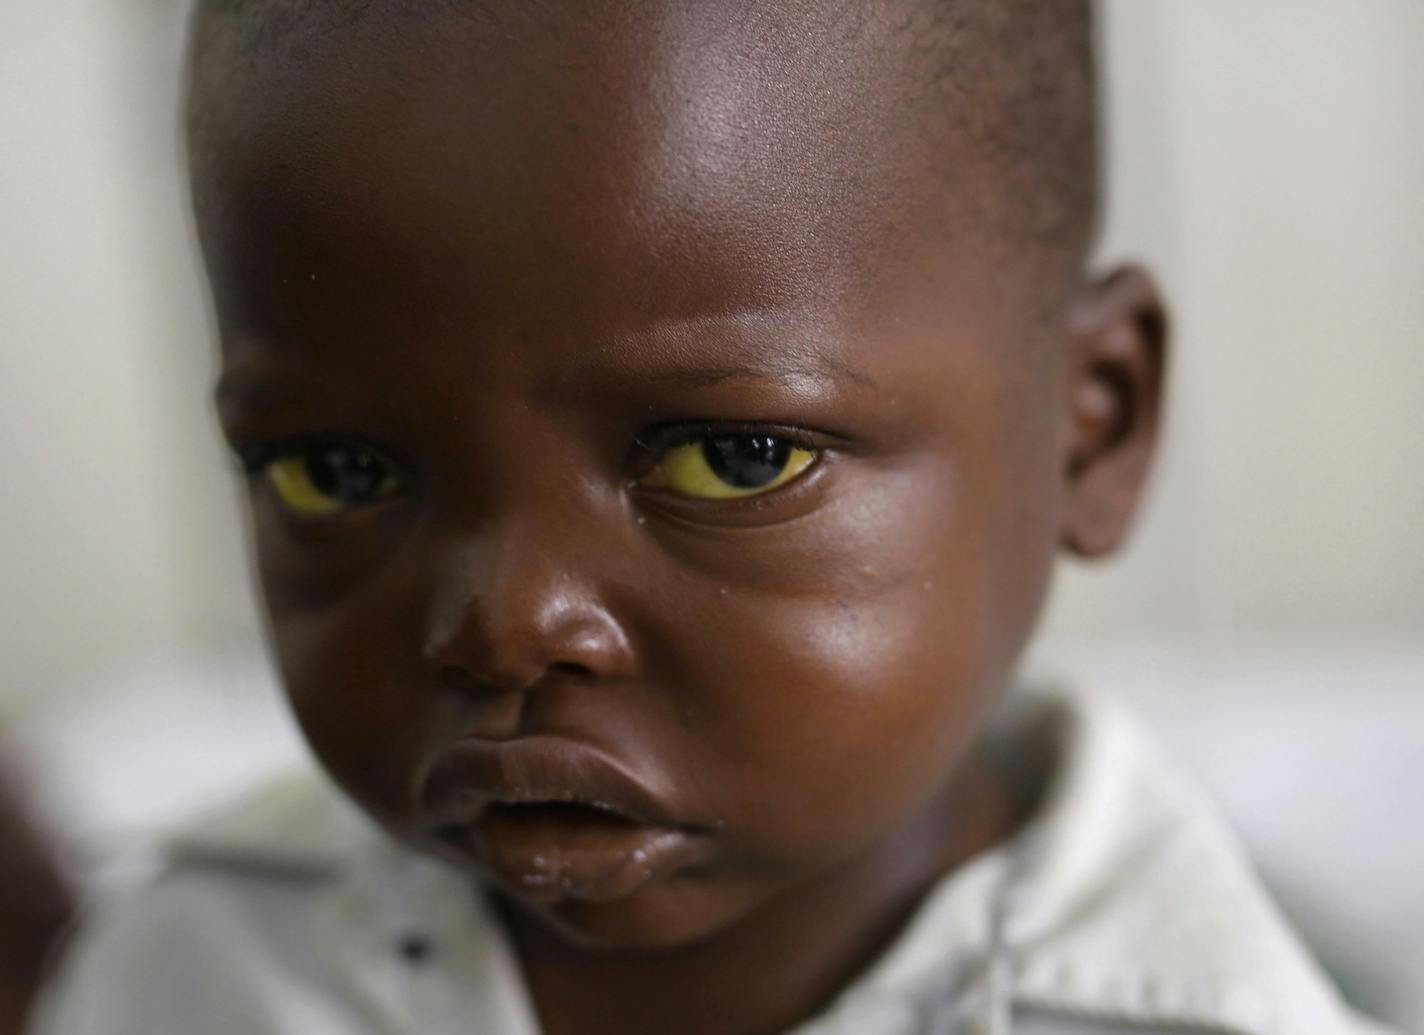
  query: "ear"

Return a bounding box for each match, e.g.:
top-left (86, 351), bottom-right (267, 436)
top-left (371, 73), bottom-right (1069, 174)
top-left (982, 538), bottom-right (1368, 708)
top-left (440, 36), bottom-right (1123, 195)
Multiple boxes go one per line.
top-left (1059, 265), bottom-right (1168, 558)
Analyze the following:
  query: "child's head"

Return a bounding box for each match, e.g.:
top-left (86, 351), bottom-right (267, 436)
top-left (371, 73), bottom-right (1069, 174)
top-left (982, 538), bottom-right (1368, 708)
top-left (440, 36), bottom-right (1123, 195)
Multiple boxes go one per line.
top-left (189, 0), bottom-right (1164, 952)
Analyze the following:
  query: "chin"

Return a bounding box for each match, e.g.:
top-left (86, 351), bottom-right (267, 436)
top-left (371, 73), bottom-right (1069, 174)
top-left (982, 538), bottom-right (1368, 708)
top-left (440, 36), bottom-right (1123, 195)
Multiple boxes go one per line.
top-left (498, 874), bottom-right (766, 954)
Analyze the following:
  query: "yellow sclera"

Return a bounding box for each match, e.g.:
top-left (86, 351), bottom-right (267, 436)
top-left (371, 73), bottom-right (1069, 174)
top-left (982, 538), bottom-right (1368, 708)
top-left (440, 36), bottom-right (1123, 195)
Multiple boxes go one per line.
top-left (268, 457), bottom-right (345, 515)
top-left (266, 456), bottom-right (398, 515)
top-left (643, 441), bottom-right (816, 500)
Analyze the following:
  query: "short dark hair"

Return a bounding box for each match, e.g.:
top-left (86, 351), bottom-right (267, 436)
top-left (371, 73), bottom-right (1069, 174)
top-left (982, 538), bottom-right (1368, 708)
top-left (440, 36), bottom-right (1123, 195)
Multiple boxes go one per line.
top-left (187, 0), bottom-right (1097, 271)
top-left (910, 0), bottom-right (1098, 256)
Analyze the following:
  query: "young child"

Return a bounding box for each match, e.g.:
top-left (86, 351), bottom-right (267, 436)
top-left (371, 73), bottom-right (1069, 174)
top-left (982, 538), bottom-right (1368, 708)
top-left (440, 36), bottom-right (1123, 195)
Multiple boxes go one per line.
top-left (30, 3), bottom-right (1400, 1034)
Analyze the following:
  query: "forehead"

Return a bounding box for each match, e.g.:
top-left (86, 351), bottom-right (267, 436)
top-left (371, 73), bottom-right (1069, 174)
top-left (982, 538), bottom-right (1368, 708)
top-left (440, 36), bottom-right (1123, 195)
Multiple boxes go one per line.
top-left (190, 2), bottom-right (1023, 345)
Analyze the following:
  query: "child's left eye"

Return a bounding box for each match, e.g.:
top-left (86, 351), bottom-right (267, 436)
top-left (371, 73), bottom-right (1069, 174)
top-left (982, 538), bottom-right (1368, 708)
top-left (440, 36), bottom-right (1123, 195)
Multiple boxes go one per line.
top-left (244, 441), bottom-right (402, 516)
top-left (639, 433), bottom-right (818, 500)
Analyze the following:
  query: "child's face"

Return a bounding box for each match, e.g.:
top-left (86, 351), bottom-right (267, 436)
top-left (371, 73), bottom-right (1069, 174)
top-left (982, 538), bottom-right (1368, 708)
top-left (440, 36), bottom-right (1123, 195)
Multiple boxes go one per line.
top-left (201, 7), bottom-right (1159, 950)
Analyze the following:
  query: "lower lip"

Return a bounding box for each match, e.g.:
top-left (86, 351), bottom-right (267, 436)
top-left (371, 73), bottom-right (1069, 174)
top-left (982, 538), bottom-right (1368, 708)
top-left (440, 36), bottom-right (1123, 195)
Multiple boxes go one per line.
top-left (439, 803), bottom-right (709, 904)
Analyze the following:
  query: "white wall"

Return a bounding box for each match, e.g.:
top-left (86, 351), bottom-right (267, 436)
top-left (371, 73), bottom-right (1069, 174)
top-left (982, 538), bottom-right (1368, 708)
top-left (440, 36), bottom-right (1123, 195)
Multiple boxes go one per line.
top-left (2, 1), bottom-right (1422, 712)
top-left (1043, 0), bottom-right (1424, 655)
top-left (0, 1), bottom-right (260, 716)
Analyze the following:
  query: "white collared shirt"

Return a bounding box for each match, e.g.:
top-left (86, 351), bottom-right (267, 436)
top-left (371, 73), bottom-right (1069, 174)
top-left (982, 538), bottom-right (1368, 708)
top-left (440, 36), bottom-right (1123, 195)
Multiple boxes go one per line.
top-left (30, 690), bottom-right (1401, 1035)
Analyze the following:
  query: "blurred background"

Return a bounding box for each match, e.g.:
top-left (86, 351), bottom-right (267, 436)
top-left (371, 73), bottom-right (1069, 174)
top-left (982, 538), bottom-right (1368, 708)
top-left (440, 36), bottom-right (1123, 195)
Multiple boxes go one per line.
top-left (1, 0), bottom-right (1420, 1029)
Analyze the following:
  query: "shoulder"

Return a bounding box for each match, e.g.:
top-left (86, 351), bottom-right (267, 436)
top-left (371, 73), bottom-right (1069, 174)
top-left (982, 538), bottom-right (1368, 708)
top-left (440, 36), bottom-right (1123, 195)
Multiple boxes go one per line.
top-left (790, 688), bottom-right (1401, 1035)
top-left (29, 769), bottom-right (383, 1035)
top-left (998, 688), bottom-right (1402, 1035)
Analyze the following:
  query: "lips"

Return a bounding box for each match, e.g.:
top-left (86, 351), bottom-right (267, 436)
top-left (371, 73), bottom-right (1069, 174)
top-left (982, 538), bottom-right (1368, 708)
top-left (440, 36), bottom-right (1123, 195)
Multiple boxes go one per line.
top-left (420, 737), bottom-right (709, 902)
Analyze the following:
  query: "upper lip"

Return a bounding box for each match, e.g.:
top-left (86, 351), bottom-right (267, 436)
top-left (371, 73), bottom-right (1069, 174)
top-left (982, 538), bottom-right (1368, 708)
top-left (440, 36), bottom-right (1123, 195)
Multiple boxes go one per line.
top-left (420, 736), bottom-right (684, 832)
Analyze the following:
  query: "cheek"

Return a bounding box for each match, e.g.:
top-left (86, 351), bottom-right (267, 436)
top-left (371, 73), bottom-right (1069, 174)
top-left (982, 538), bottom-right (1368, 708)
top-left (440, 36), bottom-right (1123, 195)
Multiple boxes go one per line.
top-left (250, 498), bottom-right (411, 611)
top-left (655, 460), bottom-right (1006, 859)
top-left (260, 564), bottom-right (440, 833)
top-left (726, 597), bottom-right (980, 858)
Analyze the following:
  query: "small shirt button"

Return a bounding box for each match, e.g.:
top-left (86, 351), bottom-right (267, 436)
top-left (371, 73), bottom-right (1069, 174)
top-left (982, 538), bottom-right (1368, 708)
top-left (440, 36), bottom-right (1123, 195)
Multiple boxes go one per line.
top-left (397, 934), bottom-right (433, 964)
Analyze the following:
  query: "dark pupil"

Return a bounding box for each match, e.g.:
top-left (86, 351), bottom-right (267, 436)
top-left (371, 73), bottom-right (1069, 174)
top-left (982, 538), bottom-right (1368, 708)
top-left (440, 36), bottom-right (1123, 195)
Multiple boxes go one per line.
top-left (701, 434), bottom-right (791, 489)
top-left (305, 445), bottom-right (386, 502)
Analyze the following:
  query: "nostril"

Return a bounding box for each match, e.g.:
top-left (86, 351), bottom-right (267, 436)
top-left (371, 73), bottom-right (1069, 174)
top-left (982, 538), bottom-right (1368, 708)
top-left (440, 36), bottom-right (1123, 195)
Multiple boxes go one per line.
top-left (438, 660), bottom-right (592, 694)
top-left (547, 660), bottom-right (595, 680)
top-left (439, 664), bottom-right (485, 693)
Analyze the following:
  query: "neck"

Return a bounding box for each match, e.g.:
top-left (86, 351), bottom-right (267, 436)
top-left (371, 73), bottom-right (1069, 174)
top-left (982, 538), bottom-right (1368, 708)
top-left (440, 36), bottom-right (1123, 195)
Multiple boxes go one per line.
top-left (501, 749), bottom-right (1026, 1035)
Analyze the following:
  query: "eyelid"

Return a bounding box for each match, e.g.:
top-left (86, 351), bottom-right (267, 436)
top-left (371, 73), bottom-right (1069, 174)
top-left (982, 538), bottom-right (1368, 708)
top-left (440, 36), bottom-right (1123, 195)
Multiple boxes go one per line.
top-left (231, 433), bottom-right (403, 480)
top-left (626, 420), bottom-right (838, 473)
top-left (624, 422), bottom-right (835, 528)
top-left (633, 449), bottom-right (835, 530)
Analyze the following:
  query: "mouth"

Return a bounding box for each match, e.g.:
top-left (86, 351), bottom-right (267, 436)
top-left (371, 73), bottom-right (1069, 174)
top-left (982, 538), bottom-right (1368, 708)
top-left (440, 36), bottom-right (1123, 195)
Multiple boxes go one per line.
top-left (421, 737), bottom-right (711, 903)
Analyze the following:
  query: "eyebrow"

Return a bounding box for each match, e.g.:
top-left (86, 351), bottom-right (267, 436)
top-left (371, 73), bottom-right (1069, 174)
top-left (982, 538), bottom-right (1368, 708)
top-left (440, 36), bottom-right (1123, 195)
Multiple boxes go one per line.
top-left (213, 309), bottom-right (878, 413)
top-left (212, 368), bottom-right (300, 412)
top-left (622, 359), bottom-right (875, 392)
top-left (565, 305), bottom-right (880, 396)
top-left (215, 353), bottom-right (876, 415)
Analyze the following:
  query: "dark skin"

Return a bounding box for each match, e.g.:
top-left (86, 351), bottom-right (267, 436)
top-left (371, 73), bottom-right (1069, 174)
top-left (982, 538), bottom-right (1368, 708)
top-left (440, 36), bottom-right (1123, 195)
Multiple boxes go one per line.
top-left (0, 758), bottom-right (75, 1035)
top-left (196, 4), bottom-right (1165, 1033)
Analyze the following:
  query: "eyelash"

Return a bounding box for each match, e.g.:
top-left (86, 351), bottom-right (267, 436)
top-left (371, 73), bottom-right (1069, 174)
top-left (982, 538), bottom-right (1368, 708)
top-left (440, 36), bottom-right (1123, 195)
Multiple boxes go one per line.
top-left (231, 435), bottom-right (397, 479)
top-left (628, 421), bottom-right (829, 466)
top-left (230, 421), bottom-right (836, 491)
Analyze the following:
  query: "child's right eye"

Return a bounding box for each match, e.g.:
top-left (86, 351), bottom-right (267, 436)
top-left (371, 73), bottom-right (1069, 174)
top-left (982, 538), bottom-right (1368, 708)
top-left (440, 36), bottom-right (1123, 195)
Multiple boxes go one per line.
top-left (240, 440), bottom-right (402, 516)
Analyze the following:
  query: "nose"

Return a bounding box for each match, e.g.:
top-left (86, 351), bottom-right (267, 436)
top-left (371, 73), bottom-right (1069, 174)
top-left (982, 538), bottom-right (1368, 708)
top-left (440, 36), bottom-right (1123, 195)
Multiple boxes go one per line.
top-left (422, 519), bottom-right (635, 711)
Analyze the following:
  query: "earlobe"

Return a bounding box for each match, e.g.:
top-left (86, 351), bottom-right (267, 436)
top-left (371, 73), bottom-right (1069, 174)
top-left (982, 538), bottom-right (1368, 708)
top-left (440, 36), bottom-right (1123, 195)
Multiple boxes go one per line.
top-left (1059, 265), bottom-right (1168, 559)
